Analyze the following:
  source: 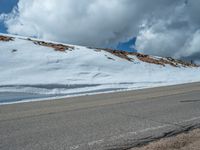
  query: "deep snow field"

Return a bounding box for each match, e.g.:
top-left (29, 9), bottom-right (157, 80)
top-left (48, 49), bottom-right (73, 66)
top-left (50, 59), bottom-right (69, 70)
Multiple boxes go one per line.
top-left (0, 34), bottom-right (200, 104)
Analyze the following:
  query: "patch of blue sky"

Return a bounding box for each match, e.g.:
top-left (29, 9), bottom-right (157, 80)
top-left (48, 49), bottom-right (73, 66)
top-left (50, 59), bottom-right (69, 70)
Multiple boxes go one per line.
top-left (0, 0), bottom-right (18, 33)
top-left (117, 38), bottom-right (137, 52)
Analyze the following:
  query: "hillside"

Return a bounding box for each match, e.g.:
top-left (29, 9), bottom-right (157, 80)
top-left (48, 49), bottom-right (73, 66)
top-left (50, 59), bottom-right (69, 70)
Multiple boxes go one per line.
top-left (0, 34), bottom-right (200, 104)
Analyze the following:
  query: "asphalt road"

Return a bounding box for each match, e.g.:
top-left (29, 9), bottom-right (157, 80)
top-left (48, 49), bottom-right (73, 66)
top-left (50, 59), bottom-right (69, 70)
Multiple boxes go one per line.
top-left (1, 82), bottom-right (200, 150)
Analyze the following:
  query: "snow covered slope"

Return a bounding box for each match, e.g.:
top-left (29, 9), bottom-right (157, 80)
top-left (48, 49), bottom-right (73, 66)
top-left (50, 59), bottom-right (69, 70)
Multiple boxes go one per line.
top-left (0, 34), bottom-right (200, 104)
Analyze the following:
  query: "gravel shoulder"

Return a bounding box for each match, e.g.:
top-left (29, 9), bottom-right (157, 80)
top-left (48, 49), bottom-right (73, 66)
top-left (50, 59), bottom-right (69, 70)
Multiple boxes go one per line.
top-left (130, 128), bottom-right (200, 150)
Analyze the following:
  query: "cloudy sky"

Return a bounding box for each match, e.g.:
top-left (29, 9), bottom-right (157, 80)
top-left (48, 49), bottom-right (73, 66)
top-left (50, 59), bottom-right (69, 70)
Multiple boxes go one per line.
top-left (0, 0), bottom-right (200, 62)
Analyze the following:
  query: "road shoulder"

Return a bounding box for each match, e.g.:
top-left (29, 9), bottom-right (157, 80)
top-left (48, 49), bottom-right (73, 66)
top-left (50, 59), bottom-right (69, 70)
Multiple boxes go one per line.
top-left (130, 128), bottom-right (200, 150)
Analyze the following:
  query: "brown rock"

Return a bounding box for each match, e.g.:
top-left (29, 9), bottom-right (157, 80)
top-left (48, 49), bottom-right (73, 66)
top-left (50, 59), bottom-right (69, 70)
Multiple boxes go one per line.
top-left (0, 36), bottom-right (13, 42)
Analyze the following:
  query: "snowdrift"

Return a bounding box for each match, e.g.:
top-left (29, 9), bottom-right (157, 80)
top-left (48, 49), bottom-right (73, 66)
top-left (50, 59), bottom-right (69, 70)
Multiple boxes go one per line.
top-left (0, 34), bottom-right (200, 104)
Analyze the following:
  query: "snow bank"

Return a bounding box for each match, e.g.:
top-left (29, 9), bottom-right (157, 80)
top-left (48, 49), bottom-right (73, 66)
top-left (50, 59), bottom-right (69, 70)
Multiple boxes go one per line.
top-left (0, 34), bottom-right (200, 104)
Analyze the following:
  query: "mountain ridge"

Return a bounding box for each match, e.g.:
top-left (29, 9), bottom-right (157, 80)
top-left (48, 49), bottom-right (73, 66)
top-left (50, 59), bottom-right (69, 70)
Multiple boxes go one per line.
top-left (0, 34), bottom-right (198, 68)
top-left (0, 34), bottom-right (200, 104)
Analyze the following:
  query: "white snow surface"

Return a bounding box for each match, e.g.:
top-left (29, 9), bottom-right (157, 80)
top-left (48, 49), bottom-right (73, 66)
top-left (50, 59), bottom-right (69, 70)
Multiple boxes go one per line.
top-left (0, 34), bottom-right (200, 104)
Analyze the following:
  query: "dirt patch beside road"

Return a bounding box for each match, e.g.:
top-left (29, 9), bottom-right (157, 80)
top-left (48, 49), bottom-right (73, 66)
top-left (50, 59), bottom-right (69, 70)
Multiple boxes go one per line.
top-left (131, 129), bottom-right (200, 150)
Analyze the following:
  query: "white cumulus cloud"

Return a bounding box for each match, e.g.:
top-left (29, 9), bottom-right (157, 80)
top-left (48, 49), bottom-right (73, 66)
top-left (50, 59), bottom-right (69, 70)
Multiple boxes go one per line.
top-left (136, 0), bottom-right (200, 62)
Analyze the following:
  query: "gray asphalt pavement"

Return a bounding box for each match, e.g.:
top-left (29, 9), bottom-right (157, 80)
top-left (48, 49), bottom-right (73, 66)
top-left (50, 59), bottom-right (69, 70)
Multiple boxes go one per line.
top-left (0, 82), bottom-right (200, 150)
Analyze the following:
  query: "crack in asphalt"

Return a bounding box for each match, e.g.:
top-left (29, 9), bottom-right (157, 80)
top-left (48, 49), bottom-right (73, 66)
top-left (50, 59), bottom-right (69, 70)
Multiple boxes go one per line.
top-left (180, 99), bottom-right (200, 103)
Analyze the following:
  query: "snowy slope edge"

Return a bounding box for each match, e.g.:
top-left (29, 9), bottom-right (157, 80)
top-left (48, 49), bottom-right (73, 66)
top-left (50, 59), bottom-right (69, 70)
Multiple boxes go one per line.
top-left (0, 34), bottom-right (200, 104)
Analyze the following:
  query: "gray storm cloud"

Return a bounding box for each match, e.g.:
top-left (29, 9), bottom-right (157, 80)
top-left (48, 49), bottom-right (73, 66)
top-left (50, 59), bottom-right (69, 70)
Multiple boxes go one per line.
top-left (136, 0), bottom-right (200, 62)
top-left (1, 0), bottom-right (200, 62)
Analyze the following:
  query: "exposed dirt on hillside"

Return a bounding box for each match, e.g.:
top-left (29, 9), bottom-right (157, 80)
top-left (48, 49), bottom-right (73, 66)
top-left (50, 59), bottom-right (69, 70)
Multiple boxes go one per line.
top-left (0, 35), bottom-right (14, 42)
top-left (95, 48), bottom-right (198, 68)
top-left (29, 39), bottom-right (74, 52)
top-left (135, 53), bottom-right (167, 66)
top-left (103, 49), bottom-right (133, 61)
